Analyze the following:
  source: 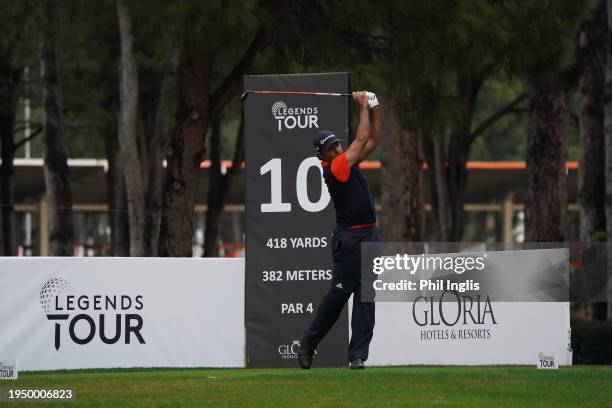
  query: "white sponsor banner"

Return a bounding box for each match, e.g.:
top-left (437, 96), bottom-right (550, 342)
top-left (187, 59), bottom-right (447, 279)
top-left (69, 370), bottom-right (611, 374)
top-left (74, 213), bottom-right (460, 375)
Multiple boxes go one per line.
top-left (0, 257), bottom-right (245, 371)
top-left (1, 257), bottom-right (571, 369)
top-left (367, 300), bottom-right (571, 366)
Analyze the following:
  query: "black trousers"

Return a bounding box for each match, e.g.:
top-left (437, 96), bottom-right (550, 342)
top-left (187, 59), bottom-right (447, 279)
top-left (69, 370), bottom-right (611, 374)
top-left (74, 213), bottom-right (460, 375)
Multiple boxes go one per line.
top-left (301, 225), bottom-right (383, 362)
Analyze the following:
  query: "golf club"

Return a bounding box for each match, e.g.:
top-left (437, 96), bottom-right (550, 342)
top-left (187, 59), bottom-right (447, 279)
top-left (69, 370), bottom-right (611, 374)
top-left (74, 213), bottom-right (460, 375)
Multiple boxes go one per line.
top-left (240, 90), bottom-right (352, 103)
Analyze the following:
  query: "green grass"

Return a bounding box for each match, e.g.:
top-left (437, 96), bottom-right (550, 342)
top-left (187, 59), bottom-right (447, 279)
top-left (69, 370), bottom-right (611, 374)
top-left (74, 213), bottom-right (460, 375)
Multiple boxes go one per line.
top-left (2, 366), bottom-right (612, 407)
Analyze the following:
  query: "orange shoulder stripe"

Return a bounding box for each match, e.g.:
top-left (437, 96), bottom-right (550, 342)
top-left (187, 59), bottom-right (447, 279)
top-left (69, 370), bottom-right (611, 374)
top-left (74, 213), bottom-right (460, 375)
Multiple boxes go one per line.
top-left (331, 152), bottom-right (350, 182)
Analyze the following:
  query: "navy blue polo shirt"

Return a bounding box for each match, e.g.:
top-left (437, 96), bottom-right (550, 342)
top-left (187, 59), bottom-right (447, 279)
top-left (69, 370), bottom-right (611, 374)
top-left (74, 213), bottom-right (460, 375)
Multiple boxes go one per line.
top-left (321, 152), bottom-right (376, 227)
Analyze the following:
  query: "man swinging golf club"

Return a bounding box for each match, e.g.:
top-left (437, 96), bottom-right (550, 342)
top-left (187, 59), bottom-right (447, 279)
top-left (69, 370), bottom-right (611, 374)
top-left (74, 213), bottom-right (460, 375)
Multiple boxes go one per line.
top-left (299, 90), bottom-right (382, 369)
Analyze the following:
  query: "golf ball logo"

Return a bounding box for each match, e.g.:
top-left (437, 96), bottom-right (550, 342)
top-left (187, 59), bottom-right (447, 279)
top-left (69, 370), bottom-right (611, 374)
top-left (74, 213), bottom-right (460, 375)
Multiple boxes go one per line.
top-left (271, 101), bottom-right (287, 119)
top-left (40, 278), bottom-right (71, 314)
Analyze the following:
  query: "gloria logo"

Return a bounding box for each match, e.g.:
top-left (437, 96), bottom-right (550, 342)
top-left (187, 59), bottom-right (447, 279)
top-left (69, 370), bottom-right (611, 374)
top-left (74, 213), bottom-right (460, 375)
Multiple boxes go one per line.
top-left (277, 339), bottom-right (318, 360)
top-left (271, 101), bottom-right (319, 131)
top-left (40, 277), bottom-right (145, 350)
top-left (278, 340), bottom-right (301, 359)
top-left (412, 290), bottom-right (497, 327)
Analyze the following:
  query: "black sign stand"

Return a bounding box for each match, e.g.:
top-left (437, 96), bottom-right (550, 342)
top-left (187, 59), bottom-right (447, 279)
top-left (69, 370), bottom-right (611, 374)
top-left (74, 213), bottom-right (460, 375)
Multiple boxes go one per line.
top-left (244, 73), bottom-right (350, 368)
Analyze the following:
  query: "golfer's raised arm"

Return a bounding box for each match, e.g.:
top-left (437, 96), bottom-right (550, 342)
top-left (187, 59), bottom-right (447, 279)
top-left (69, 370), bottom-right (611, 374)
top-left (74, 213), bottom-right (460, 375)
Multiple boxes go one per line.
top-left (345, 91), bottom-right (370, 167)
top-left (360, 103), bottom-right (380, 162)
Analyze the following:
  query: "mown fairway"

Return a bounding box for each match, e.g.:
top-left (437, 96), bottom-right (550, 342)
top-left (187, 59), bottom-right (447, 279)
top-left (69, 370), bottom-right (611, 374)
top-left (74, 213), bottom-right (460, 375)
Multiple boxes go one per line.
top-left (3, 366), bottom-right (611, 407)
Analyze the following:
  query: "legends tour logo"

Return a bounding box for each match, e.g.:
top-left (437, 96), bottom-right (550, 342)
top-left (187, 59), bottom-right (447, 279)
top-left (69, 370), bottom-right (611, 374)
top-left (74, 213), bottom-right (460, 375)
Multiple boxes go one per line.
top-left (40, 277), bottom-right (146, 350)
top-left (271, 101), bottom-right (319, 131)
top-left (0, 360), bottom-right (17, 379)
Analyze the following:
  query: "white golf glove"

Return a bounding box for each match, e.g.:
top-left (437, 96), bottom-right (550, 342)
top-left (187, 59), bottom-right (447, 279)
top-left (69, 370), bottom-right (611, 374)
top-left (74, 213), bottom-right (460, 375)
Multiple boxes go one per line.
top-left (366, 91), bottom-right (379, 109)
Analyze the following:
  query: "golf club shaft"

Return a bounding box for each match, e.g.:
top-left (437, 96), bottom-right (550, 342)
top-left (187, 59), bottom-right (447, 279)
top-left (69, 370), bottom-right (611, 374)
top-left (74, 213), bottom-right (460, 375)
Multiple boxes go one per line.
top-left (241, 90), bottom-right (352, 102)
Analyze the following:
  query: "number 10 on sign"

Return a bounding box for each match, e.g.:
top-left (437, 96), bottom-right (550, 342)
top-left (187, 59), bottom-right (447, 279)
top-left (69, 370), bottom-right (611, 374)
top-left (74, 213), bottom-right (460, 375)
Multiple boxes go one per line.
top-left (260, 157), bottom-right (330, 213)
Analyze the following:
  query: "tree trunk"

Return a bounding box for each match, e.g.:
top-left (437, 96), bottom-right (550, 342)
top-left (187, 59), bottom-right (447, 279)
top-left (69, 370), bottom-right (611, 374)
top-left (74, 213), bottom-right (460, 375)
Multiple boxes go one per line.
top-left (422, 137), bottom-right (439, 240)
top-left (158, 2), bottom-right (285, 257)
top-left (422, 73), bottom-right (483, 242)
top-left (380, 101), bottom-right (423, 241)
top-left (40, 0), bottom-right (74, 256)
top-left (100, 37), bottom-right (128, 257)
top-left (604, 0), bottom-right (612, 320)
top-left (203, 115), bottom-right (245, 257)
top-left (159, 52), bottom-right (211, 257)
top-left (141, 53), bottom-right (177, 256)
top-left (578, 3), bottom-right (607, 321)
top-left (105, 125), bottom-right (129, 256)
top-left (0, 57), bottom-right (20, 256)
top-left (0, 109), bottom-right (12, 257)
top-left (579, 2), bottom-right (607, 244)
top-left (524, 77), bottom-right (568, 242)
top-left (423, 135), bottom-right (453, 241)
top-left (432, 137), bottom-right (452, 240)
top-left (117, 0), bottom-right (145, 256)
top-left (447, 130), bottom-right (472, 241)
top-left (446, 74), bottom-right (482, 241)
top-left (204, 118), bottom-right (223, 257)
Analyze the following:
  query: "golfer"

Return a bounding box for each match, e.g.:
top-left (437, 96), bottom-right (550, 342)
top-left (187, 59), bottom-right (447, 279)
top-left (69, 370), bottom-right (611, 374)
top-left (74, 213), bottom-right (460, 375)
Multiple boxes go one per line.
top-left (299, 90), bottom-right (382, 369)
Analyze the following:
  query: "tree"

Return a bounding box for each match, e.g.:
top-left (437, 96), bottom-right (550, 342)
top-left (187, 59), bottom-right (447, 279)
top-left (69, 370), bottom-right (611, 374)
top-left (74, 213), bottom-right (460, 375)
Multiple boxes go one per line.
top-left (285, 1), bottom-right (529, 242)
top-left (105, 119), bottom-right (129, 256)
top-left (574, 0), bottom-right (607, 321)
top-left (514, 2), bottom-right (594, 242)
top-left (272, 0), bottom-right (429, 242)
top-left (578, 1), bottom-right (606, 244)
top-left (605, 0), bottom-right (612, 319)
top-left (159, 0), bottom-right (287, 256)
top-left (117, 0), bottom-right (145, 256)
top-left (40, 0), bottom-right (74, 256)
top-left (62, 0), bottom-right (129, 256)
top-left (139, 52), bottom-right (178, 256)
top-left (372, 2), bottom-right (526, 241)
top-left (0, 52), bottom-right (22, 256)
top-left (380, 101), bottom-right (423, 241)
top-left (422, 80), bottom-right (524, 241)
top-left (0, 1), bottom-right (37, 255)
top-left (523, 77), bottom-right (569, 242)
top-left (204, 113), bottom-right (244, 256)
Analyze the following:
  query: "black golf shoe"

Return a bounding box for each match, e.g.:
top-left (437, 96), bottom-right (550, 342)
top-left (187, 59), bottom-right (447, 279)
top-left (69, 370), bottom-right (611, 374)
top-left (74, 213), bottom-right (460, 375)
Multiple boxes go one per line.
top-left (298, 345), bottom-right (314, 369)
top-left (349, 358), bottom-right (365, 369)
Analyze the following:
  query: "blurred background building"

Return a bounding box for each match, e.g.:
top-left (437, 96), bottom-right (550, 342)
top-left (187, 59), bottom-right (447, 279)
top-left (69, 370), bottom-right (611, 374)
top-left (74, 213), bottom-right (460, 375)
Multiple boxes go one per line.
top-left (8, 158), bottom-right (579, 257)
